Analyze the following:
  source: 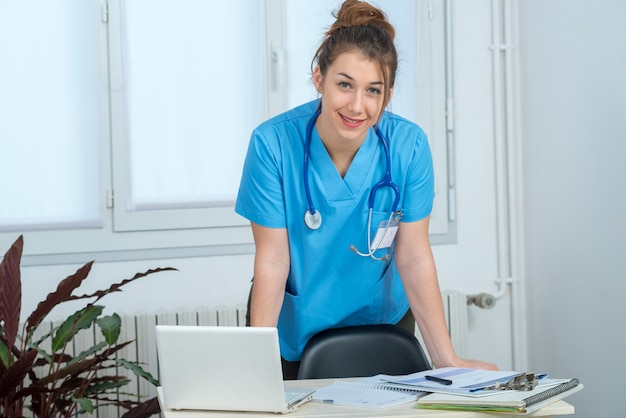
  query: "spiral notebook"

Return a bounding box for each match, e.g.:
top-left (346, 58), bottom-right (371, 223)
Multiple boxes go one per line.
top-left (312, 377), bottom-right (427, 408)
top-left (416, 378), bottom-right (582, 415)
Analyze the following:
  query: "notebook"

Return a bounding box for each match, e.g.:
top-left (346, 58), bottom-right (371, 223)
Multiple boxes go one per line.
top-left (416, 378), bottom-right (583, 415)
top-left (312, 377), bottom-right (426, 408)
top-left (155, 325), bottom-right (314, 414)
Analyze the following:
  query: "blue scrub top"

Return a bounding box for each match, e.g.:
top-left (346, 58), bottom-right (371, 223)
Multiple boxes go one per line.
top-left (235, 99), bottom-right (434, 361)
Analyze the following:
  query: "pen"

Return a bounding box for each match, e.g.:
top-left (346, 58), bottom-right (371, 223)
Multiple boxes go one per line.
top-left (425, 375), bottom-right (453, 385)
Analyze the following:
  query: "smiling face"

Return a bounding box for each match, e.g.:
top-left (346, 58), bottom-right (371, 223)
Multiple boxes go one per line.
top-left (313, 50), bottom-right (393, 153)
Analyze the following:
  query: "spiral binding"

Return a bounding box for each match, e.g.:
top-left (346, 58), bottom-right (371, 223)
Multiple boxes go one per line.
top-left (336, 380), bottom-right (422, 394)
top-left (522, 378), bottom-right (580, 407)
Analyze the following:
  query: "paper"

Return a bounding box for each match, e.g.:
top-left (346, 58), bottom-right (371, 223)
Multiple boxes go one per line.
top-left (386, 367), bottom-right (548, 397)
top-left (416, 379), bottom-right (583, 415)
top-left (312, 376), bottom-right (426, 408)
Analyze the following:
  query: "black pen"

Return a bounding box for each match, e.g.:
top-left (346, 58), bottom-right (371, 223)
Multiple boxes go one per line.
top-left (425, 375), bottom-right (453, 385)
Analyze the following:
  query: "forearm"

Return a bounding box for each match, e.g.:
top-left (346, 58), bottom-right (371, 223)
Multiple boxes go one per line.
top-left (395, 218), bottom-right (458, 367)
top-left (397, 252), bottom-right (458, 368)
top-left (250, 271), bottom-right (288, 327)
top-left (249, 223), bottom-right (290, 327)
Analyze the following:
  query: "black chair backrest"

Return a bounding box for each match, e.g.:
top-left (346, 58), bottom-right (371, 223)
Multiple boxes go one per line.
top-left (296, 324), bottom-right (431, 379)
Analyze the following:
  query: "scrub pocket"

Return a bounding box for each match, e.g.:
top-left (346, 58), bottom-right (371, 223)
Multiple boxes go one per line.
top-left (278, 290), bottom-right (303, 361)
top-left (366, 210), bottom-right (399, 259)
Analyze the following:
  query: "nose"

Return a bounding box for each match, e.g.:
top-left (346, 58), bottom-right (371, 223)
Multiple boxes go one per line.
top-left (347, 91), bottom-right (364, 114)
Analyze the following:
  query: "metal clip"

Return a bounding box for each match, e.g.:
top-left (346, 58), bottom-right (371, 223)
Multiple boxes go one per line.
top-left (484, 373), bottom-right (538, 391)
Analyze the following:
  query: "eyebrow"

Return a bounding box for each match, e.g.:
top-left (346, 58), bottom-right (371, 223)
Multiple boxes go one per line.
top-left (337, 72), bottom-right (384, 86)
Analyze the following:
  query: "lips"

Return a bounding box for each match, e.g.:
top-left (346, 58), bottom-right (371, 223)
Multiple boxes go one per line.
top-left (340, 113), bottom-right (366, 128)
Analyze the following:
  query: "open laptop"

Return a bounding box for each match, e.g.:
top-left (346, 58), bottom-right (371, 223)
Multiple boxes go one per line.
top-left (155, 325), bottom-right (314, 414)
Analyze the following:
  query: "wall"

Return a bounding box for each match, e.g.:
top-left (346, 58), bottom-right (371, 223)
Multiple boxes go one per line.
top-left (16, 0), bottom-right (514, 371)
top-left (433, 0), bottom-right (515, 368)
top-left (519, 1), bottom-right (626, 417)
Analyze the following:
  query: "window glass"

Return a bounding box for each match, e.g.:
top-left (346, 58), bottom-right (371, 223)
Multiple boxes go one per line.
top-left (0, 0), bottom-right (101, 230)
top-left (118, 0), bottom-right (262, 211)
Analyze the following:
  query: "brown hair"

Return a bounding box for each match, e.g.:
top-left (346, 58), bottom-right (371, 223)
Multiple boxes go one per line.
top-left (312, 0), bottom-right (398, 109)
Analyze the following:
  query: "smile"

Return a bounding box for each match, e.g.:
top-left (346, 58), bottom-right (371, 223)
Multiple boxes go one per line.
top-left (340, 114), bottom-right (366, 128)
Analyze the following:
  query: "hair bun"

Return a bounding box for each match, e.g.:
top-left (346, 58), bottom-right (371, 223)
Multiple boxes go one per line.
top-left (329, 0), bottom-right (395, 41)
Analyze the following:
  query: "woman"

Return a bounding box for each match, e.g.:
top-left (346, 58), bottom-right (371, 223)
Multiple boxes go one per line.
top-left (236, 0), bottom-right (497, 378)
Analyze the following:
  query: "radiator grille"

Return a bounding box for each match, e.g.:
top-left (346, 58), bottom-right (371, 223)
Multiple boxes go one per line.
top-left (441, 290), bottom-right (469, 357)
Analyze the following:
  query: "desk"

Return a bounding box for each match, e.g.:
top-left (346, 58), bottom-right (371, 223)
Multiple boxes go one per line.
top-left (158, 378), bottom-right (575, 417)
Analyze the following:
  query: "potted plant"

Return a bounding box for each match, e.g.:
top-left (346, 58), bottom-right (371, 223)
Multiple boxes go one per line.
top-left (0, 235), bottom-right (175, 418)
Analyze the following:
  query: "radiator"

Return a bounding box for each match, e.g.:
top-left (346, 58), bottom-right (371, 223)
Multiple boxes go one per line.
top-left (441, 290), bottom-right (469, 357)
top-left (28, 294), bottom-right (468, 418)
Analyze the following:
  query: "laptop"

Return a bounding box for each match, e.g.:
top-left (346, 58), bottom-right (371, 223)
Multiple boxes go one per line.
top-left (155, 325), bottom-right (314, 414)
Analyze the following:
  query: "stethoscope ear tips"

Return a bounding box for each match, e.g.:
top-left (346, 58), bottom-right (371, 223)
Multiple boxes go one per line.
top-left (304, 209), bottom-right (322, 230)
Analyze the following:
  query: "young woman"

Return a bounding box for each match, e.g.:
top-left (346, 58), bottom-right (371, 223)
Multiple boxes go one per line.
top-left (236, 0), bottom-right (497, 378)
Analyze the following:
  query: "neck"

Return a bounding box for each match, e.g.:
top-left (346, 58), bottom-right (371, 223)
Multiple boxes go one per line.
top-left (327, 147), bottom-right (357, 178)
top-left (315, 119), bottom-right (364, 178)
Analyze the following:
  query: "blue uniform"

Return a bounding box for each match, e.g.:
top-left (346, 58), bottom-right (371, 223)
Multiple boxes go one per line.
top-left (235, 99), bottom-right (434, 361)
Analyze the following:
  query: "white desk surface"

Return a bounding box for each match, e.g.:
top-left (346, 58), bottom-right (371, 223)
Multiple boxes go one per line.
top-left (158, 378), bottom-right (575, 418)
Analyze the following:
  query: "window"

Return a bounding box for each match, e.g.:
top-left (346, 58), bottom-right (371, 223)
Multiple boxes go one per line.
top-left (108, 0), bottom-right (263, 231)
top-left (0, 1), bottom-right (102, 231)
top-left (0, 0), bottom-right (455, 263)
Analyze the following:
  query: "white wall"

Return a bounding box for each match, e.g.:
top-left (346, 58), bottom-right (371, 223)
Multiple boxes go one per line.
top-left (519, 1), bottom-right (626, 417)
top-left (433, 0), bottom-right (514, 369)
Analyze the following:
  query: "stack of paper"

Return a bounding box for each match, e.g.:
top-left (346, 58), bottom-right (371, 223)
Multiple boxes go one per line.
top-left (382, 368), bottom-right (582, 415)
top-left (385, 367), bottom-right (549, 396)
top-left (416, 379), bottom-right (582, 414)
top-left (310, 368), bottom-right (583, 413)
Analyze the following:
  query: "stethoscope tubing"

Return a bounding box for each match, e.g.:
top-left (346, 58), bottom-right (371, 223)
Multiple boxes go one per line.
top-left (303, 109), bottom-right (320, 217)
top-left (370, 124), bottom-right (400, 213)
top-left (303, 106), bottom-right (400, 260)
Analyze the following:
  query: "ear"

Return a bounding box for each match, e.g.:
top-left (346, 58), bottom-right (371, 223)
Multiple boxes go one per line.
top-left (313, 66), bottom-right (324, 94)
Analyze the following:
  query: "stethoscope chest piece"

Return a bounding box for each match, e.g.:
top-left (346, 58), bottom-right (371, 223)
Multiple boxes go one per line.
top-left (304, 209), bottom-right (322, 230)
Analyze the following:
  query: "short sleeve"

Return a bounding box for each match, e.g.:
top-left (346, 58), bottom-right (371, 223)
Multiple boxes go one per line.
top-left (235, 128), bottom-right (287, 228)
top-left (397, 124), bottom-right (435, 222)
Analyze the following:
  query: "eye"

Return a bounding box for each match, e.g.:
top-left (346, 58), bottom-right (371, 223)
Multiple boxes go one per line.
top-left (368, 87), bottom-right (382, 95)
top-left (338, 81), bottom-right (351, 89)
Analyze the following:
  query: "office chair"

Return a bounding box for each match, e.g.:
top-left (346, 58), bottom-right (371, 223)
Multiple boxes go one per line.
top-left (296, 324), bottom-right (431, 379)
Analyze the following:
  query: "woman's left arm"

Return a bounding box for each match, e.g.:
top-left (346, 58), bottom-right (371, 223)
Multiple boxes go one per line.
top-left (394, 216), bottom-right (498, 370)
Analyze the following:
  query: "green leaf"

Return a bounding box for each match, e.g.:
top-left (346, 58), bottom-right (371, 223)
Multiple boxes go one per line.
top-left (85, 377), bottom-right (131, 395)
top-left (96, 313), bottom-right (121, 345)
top-left (0, 339), bottom-right (11, 368)
top-left (73, 397), bottom-right (94, 413)
top-left (52, 305), bottom-right (104, 352)
top-left (67, 341), bottom-right (108, 366)
top-left (118, 359), bottom-right (160, 386)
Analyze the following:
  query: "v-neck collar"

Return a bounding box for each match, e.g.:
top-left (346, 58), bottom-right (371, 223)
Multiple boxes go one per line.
top-left (309, 126), bottom-right (379, 201)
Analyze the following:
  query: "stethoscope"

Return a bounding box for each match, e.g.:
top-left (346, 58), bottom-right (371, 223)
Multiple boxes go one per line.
top-left (303, 107), bottom-right (401, 261)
